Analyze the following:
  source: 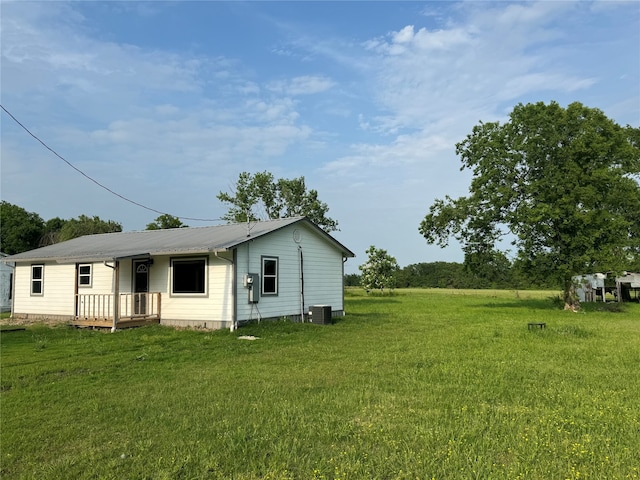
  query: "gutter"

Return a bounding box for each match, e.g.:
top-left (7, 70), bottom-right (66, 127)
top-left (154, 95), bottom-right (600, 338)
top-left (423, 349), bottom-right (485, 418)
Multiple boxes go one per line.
top-left (214, 250), bottom-right (236, 331)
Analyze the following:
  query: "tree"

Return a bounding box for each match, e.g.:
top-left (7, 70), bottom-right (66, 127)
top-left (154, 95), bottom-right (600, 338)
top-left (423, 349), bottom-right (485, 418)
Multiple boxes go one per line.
top-left (0, 201), bottom-right (44, 254)
top-left (419, 101), bottom-right (640, 310)
top-left (58, 215), bottom-right (122, 242)
top-left (217, 171), bottom-right (338, 232)
top-left (359, 245), bottom-right (399, 293)
top-left (396, 262), bottom-right (468, 289)
top-left (344, 273), bottom-right (361, 287)
top-left (146, 214), bottom-right (188, 230)
top-left (463, 250), bottom-right (513, 289)
top-left (39, 217), bottom-right (67, 246)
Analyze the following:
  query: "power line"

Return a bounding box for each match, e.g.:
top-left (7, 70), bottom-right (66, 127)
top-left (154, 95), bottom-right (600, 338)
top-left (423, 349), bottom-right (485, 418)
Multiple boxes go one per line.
top-left (1, 104), bottom-right (223, 223)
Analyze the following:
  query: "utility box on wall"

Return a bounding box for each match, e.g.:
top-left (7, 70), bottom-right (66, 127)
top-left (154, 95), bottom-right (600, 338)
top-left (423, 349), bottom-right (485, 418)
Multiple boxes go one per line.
top-left (243, 273), bottom-right (259, 303)
top-left (310, 305), bottom-right (332, 325)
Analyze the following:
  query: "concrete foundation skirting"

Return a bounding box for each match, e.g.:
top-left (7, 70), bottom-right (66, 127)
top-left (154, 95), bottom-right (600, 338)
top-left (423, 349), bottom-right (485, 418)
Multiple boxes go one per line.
top-left (160, 318), bottom-right (232, 330)
top-left (10, 313), bottom-right (74, 324)
top-left (8, 310), bottom-right (347, 330)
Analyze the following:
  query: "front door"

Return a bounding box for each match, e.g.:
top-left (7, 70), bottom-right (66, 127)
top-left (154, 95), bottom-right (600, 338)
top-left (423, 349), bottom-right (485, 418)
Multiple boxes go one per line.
top-left (133, 260), bottom-right (149, 315)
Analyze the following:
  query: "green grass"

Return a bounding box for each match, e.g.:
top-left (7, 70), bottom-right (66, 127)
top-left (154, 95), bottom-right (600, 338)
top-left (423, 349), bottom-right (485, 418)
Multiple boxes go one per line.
top-left (1, 289), bottom-right (639, 479)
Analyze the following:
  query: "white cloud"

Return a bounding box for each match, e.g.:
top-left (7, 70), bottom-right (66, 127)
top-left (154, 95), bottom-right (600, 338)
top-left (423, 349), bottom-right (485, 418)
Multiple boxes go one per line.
top-left (267, 75), bottom-right (336, 96)
top-left (392, 25), bottom-right (415, 44)
top-left (324, 0), bottom-right (612, 181)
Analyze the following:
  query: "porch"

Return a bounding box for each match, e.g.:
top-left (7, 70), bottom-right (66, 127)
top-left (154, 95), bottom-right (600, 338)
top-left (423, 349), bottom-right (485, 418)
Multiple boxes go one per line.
top-left (72, 292), bottom-right (161, 328)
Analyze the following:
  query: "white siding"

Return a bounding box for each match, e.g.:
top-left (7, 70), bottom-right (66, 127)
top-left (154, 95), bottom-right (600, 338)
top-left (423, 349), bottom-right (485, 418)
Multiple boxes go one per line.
top-left (13, 262), bottom-right (116, 317)
top-left (85, 262), bottom-right (114, 293)
top-left (118, 259), bottom-right (133, 293)
top-left (159, 253), bottom-right (234, 326)
top-left (13, 263), bottom-right (76, 316)
top-left (235, 223), bottom-right (345, 323)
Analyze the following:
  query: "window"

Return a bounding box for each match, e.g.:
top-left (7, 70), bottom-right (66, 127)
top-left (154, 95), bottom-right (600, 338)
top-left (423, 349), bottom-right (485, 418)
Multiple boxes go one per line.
top-left (171, 258), bottom-right (206, 295)
top-left (78, 264), bottom-right (92, 287)
top-left (31, 265), bottom-right (44, 295)
top-left (261, 256), bottom-right (278, 295)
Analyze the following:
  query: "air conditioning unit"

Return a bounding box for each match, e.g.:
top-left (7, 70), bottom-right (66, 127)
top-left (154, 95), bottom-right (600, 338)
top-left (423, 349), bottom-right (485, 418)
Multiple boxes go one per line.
top-left (310, 305), bottom-right (332, 325)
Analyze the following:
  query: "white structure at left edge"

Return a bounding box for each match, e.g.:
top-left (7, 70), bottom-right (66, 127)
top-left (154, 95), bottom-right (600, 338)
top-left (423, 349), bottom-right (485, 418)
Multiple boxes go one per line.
top-left (1, 217), bottom-right (355, 330)
top-left (0, 253), bottom-right (14, 313)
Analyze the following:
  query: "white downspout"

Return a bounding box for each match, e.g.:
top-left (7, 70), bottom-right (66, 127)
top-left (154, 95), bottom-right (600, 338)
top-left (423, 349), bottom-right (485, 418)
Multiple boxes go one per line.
top-left (215, 251), bottom-right (235, 331)
top-left (299, 245), bottom-right (304, 322)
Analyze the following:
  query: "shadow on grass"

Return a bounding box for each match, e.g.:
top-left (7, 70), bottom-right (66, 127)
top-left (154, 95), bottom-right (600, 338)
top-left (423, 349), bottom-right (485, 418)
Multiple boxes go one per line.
top-left (478, 297), bottom-right (561, 311)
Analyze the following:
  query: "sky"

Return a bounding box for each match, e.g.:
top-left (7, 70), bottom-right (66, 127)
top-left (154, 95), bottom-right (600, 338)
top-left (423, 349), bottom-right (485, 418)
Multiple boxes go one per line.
top-left (1, 1), bottom-right (639, 274)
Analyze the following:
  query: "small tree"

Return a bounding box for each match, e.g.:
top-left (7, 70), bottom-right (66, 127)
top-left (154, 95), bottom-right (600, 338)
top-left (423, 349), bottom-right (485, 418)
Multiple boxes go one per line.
top-left (359, 246), bottom-right (399, 294)
top-left (146, 214), bottom-right (188, 230)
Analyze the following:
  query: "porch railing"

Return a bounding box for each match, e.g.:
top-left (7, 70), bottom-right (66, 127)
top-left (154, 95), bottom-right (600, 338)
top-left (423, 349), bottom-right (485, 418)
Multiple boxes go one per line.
top-left (75, 292), bottom-right (161, 321)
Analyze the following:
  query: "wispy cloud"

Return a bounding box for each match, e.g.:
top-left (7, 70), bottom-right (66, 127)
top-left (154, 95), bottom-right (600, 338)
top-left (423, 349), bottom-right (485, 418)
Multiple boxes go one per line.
top-left (323, 1), bottom-right (611, 180)
top-left (267, 75), bottom-right (336, 96)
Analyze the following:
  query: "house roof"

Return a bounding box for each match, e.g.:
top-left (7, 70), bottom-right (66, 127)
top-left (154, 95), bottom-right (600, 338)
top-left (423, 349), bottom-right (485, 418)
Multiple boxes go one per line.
top-left (3, 217), bottom-right (355, 263)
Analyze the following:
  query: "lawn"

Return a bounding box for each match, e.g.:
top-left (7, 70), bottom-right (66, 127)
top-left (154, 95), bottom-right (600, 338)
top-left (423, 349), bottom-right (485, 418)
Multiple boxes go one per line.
top-left (1, 289), bottom-right (639, 479)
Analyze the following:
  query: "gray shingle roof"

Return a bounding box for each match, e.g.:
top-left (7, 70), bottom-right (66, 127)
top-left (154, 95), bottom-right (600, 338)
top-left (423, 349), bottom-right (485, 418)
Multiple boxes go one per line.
top-left (3, 217), bottom-right (354, 263)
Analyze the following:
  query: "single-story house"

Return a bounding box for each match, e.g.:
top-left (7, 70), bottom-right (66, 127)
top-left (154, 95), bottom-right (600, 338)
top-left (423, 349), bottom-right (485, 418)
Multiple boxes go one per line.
top-left (0, 252), bottom-right (14, 313)
top-left (1, 217), bottom-right (355, 330)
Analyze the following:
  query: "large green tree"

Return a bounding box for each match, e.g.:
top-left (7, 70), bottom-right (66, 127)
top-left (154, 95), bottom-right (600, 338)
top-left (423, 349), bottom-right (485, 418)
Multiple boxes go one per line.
top-left (217, 171), bottom-right (338, 233)
top-left (419, 101), bottom-right (640, 309)
top-left (0, 201), bottom-right (45, 254)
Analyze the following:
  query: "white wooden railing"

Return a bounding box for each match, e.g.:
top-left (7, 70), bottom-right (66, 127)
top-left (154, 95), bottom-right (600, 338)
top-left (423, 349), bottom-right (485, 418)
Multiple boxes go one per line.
top-left (75, 292), bottom-right (161, 320)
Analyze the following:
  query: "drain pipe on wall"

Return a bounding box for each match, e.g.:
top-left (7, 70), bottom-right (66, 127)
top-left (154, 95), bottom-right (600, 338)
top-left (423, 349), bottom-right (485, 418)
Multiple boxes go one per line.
top-left (214, 251), bottom-right (235, 331)
top-left (298, 245), bottom-right (305, 322)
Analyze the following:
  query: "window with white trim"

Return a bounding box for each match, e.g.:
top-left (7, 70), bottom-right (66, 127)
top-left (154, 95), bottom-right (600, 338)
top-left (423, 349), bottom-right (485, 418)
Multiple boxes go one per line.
top-left (31, 264), bottom-right (44, 295)
top-left (78, 264), bottom-right (92, 287)
top-left (261, 256), bottom-right (278, 296)
top-left (171, 257), bottom-right (207, 295)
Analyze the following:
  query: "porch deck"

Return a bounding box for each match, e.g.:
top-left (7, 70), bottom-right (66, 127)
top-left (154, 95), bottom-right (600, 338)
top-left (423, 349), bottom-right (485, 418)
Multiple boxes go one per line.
top-left (72, 292), bottom-right (161, 329)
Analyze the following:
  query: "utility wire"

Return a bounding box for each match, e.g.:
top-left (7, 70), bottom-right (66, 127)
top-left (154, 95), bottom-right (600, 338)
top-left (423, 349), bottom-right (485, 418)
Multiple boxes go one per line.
top-left (1, 104), bottom-right (223, 223)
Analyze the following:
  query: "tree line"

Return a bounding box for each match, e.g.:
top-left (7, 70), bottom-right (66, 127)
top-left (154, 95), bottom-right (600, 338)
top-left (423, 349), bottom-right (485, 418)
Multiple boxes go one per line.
top-left (347, 259), bottom-right (561, 291)
top-left (0, 201), bottom-right (190, 255)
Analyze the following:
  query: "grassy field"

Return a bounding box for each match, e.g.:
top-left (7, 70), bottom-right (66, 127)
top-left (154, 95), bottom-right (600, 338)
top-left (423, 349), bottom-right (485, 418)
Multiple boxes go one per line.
top-left (1, 289), bottom-right (639, 479)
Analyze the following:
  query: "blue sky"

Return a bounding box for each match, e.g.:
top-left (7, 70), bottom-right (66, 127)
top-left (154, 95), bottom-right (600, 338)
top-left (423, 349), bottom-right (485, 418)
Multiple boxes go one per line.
top-left (1, 1), bottom-right (639, 273)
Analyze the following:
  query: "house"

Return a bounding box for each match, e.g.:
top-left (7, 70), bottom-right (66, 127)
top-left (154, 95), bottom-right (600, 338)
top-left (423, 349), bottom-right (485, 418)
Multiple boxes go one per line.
top-left (1, 217), bottom-right (355, 330)
top-left (0, 253), bottom-right (14, 313)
